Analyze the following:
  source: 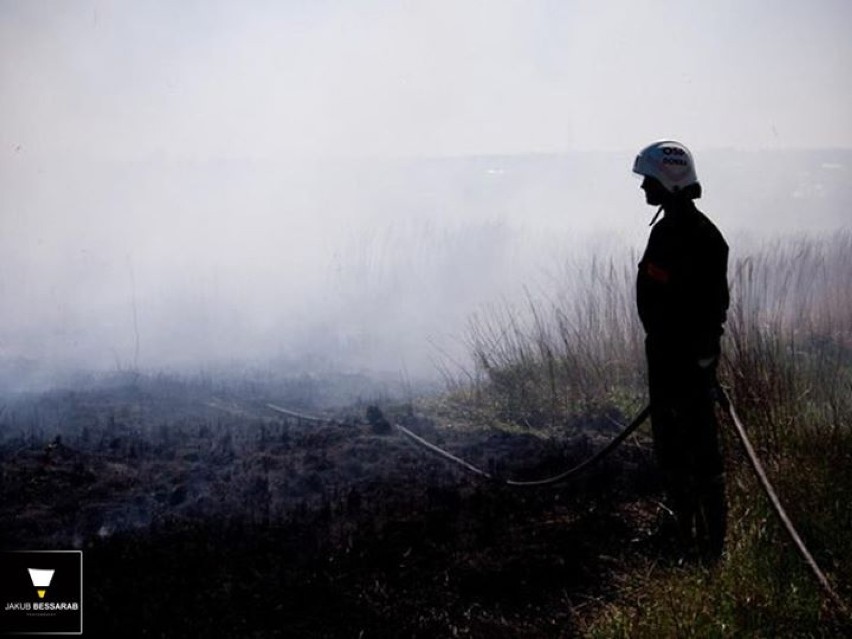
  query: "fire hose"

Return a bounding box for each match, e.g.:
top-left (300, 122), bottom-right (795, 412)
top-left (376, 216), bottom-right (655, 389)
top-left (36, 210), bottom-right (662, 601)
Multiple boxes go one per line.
top-left (717, 388), bottom-right (849, 617)
top-left (396, 405), bottom-right (651, 487)
top-left (265, 396), bottom-right (849, 615)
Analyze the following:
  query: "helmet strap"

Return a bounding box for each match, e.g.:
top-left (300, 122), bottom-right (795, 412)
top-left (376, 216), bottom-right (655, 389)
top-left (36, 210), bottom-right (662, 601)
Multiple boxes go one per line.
top-left (649, 205), bottom-right (664, 227)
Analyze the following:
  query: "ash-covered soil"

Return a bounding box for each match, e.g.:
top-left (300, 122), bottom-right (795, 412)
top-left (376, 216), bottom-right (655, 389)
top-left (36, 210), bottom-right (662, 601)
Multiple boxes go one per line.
top-left (0, 373), bottom-right (666, 637)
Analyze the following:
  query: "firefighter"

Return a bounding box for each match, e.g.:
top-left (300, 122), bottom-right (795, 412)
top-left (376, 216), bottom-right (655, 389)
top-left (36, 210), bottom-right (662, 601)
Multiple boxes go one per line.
top-left (633, 140), bottom-right (729, 560)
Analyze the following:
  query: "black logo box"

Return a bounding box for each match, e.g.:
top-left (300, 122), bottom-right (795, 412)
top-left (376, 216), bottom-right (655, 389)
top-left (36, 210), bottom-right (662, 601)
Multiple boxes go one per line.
top-left (0, 551), bottom-right (82, 636)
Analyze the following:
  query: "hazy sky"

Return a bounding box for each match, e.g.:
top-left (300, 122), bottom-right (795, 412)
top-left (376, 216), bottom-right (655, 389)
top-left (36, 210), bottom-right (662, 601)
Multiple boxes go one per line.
top-left (2, 0), bottom-right (851, 160)
top-left (1, 1), bottom-right (850, 386)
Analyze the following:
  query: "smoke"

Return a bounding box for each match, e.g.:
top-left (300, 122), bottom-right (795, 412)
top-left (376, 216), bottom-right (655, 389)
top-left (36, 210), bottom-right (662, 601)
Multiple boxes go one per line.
top-left (0, 154), bottom-right (628, 381)
top-left (1, 2), bottom-right (850, 390)
top-left (1, 150), bottom-right (848, 391)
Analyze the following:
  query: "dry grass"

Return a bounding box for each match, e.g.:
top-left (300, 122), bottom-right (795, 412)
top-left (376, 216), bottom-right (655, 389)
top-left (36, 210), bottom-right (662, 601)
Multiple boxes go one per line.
top-left (456, 232), bottom-right (852, 635)
top-left (460, 254), bottom-right (646, 431)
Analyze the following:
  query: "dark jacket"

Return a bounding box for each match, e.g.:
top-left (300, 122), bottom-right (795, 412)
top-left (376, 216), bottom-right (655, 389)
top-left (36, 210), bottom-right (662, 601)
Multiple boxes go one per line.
top-left (637, 202), bottom-right (729, 359)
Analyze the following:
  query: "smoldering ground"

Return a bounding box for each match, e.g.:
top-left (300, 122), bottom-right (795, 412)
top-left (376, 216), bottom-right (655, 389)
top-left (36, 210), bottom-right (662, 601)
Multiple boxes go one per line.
top-left (0, 365), bottom-right (668, 637)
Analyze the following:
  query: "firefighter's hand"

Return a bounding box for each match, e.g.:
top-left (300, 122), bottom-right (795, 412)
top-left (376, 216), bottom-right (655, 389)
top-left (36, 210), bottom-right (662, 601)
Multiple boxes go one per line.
top-left (698, 357), bottom-right (717, 369)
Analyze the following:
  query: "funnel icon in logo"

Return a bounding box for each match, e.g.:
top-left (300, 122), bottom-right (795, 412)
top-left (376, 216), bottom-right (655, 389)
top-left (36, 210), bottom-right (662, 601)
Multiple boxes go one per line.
top-left (28, 568), bottom-right (55, 599)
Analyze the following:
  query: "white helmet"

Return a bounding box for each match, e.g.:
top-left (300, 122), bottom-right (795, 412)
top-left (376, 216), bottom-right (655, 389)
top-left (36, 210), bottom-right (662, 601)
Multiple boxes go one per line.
top-left (632, 140), bottom-right (699, 194)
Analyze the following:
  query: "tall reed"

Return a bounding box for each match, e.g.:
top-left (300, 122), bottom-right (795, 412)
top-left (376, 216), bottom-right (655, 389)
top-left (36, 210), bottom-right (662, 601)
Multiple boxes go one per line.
top-left (459, 232), bottom-right (852, 633)
top-left (460, 233), bottom-right (852, 442)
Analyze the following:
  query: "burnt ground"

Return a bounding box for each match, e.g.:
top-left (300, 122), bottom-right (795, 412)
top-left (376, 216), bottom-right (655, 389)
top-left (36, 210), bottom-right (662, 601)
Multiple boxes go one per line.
top-left (0, 374), bottom-right (668, 637)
